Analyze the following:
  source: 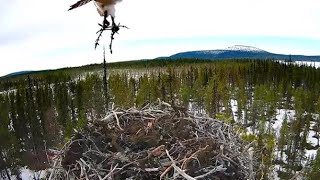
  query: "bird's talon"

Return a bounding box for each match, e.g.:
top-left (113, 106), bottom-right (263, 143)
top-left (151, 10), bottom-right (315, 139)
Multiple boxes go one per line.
top-left (112, 25), bottom-right (120, 32)
top-left (104, 21), bottom-right (110, 28)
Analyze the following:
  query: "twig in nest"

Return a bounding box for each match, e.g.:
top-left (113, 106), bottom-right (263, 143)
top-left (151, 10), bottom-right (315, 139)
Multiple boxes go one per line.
top-left (151, 145), bottom-right (166, 156)
top-left (165, 150), bottom-right (196, 180)
top-left (112, 110), bottom-right (124, 131)
top-left (160, 165), bottom-right (173, 180)
top-left (194, 165), bottom-right (227, 179)
top-left (248, 147), bottom-right (255, 180)
top-left (100, 163), bottom-right (119, 180)
top-left (181, 145), bottom-right (208, 170)
top-left (95, 23), bottom-right (129, 53)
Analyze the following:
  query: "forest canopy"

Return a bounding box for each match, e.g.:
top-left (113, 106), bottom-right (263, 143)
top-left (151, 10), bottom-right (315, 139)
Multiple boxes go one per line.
top-left (0, 59), bottom-right (319, 179)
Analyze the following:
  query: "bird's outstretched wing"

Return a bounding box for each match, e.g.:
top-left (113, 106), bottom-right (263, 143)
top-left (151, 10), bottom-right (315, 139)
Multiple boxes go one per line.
top-left (68, 0), bottom-right (93, 11)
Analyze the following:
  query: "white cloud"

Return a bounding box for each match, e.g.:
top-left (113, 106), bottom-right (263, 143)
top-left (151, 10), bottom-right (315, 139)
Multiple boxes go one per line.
top-left (0, 0), bottom-right (320, 76)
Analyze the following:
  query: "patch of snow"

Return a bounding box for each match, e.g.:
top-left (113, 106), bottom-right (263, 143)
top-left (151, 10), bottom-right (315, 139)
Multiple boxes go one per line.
top-left (0, 89), bottom-right (16, 95)
top-left (230, 99), bottom-right (238, 121)
top-left (275, 149), bottom-right (288, 164)
top-left (269, 165), bottom-right (280, 180)
top-left (295, 61), bottom-right (320, 68)
top-left (306, 150), bottom-right (317, 159)
top-left (308, 130), bottom-right (318, 147)
top-left (8, 167), bottom-right (47, 180)
top-left (230, 99), bottom-right (246, 124)
top-left (224, 45), bottom-right (266, 52)
top-left (278, 60), bottom-right (320, 69)
top-left (312, 113), bottom-right (319, 119)
top-left (273, 109), bottom-right (296, 135)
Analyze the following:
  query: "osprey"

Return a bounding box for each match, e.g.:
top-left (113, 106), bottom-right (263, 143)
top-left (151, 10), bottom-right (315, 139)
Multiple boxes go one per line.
top-left (69, 0), bottom-right (122, 28)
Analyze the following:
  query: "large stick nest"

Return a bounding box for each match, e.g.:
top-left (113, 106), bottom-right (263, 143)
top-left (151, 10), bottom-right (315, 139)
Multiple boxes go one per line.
top-left (48, 102), bottom-right (257, 180)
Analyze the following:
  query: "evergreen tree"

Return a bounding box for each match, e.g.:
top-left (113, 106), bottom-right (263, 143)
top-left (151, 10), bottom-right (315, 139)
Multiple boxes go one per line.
top-left (306, 149), bottom-right (320, 180)
top-left (0, 94), bottom-right (20, 179)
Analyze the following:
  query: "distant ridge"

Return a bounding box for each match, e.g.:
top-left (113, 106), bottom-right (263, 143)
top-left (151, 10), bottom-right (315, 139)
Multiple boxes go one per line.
top-left (0, 71), bottom-right (34, 79)
top-left (161, 45), bottom-right (320, 61)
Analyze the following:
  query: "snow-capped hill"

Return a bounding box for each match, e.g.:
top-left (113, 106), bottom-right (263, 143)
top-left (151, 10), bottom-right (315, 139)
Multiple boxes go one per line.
top-left (163, 45), bottom-right (320, 61)
top-left (225, 45), bottom-right (267, 52)
top-left (167, 45), bottom-right (271, 60)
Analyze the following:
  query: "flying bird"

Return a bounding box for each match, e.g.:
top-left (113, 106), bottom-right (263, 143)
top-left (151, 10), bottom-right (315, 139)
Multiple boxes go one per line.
top-left (69, 0), bottom-right (122, 28)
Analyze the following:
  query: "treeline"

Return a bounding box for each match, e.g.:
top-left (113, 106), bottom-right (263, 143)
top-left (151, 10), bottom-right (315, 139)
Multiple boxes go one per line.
top-left (0, 59), bottom-right (320, 179)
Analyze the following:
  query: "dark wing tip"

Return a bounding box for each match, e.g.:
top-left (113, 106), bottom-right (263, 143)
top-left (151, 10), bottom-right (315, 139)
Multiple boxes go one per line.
top-left (68, 5), bottom-right (77, 11)
top-left (68, 0), bottom-right (91, 11)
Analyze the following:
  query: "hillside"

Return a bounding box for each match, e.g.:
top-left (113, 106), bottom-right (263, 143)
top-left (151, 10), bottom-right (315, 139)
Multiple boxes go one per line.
top-left (164, 45), bottom-right (320, 61)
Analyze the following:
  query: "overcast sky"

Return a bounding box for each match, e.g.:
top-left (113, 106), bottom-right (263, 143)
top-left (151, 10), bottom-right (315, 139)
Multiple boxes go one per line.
top-left (0, 0), bottom-right (320, 76)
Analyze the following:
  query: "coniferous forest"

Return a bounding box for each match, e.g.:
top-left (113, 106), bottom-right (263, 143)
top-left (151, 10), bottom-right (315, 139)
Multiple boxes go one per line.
top-left (0, 59), bottom-right (320, 179)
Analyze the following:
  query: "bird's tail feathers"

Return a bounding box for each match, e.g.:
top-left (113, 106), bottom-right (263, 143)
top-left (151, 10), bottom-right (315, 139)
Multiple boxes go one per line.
top-left (68, 0), bottom-right (93, 11)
